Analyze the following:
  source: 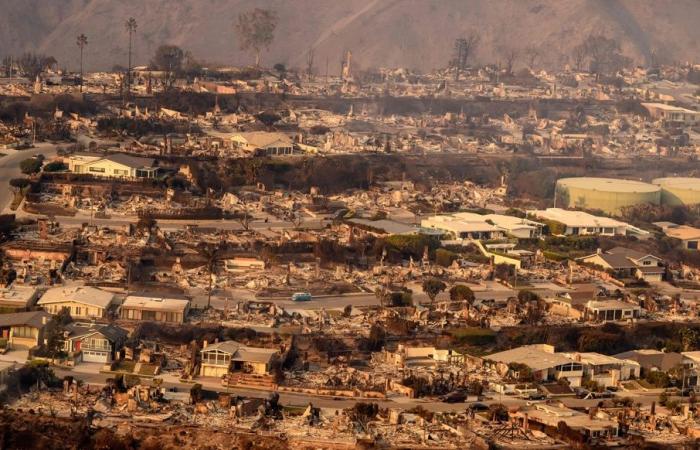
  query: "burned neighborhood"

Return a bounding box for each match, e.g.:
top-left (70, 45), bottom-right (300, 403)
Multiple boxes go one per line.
top-left (2, 1), bottom-right (700, 449)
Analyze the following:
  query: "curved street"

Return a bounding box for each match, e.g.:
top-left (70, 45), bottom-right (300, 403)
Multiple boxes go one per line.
top-left (0, 143), bottom-right (57, 213)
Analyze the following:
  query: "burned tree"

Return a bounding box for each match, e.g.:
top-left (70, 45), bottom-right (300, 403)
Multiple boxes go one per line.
top-left (500, 45), bottom-right (519, 75)
top-left (452, 33), bottom-right (480, 81)
top-left (524, 45), bottom-right (540, 70)
top-left (582, 34), bottom-right (631, 80)
top-left (235, 8), bottom-right (279, 67)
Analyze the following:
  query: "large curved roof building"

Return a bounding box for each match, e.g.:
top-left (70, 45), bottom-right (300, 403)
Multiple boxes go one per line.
top-left (555, 177), bottom-right (661, 215)
top-left (652, 178), bottom-right (700, 206)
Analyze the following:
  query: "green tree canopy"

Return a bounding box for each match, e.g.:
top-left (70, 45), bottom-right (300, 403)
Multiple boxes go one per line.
top-left (19, 158), bottom-right (42, 175)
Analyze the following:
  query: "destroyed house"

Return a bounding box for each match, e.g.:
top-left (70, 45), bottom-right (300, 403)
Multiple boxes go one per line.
top-left (0, 311), bottom-right (52, 350)
top-left (63, 323), bottom-right (127, 363)
top-left (1, 240), bottom-right (74, 264)
top-left (68, 153), bottom-right (158, 179)
top-left (388, 345), bottom-right (467, 368)
top-left (38, 285), bottom-right (116, 319)
top-left (199, 340), bottom-right (279, 378)
top-left (120, 296), bottom-right (190, 323)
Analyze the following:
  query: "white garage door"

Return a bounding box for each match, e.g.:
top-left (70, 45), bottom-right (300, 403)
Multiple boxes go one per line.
top-left (82, 350), bottom-right (109, 363)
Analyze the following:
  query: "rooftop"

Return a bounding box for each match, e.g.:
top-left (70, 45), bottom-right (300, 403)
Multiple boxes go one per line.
top-left (529, 208), bottom-right (628, 229)
top-left (665, 225), bottom-right (700, 241)
top-left (122, 295), bottom-right (190, 312)
top-left (487, 344), bottom-right (572, 371)
top-left (38, 285), bottom-right (116, 309)
top-left (0, 310), bottom-right (52, 329)
top-left (557, 177), bottom-right (660, 193)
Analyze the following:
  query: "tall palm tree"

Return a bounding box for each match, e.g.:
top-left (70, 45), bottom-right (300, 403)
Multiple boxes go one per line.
top-left (125, 17), bottom-right (138, 95)
top-left (76, 34), bottom-right (88, 92)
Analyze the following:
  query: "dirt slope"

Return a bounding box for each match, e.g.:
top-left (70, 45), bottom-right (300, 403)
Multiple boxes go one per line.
top-left (1, 0), bottom-right (699, 72)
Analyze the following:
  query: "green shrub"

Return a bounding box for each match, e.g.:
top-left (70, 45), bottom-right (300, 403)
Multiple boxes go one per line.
top-left (435, 248), bottom-right (458, 267)
top-left (451, 327), bottom-right (496, 346)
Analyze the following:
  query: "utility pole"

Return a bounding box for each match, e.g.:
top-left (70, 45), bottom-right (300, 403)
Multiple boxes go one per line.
top-left (125, 17), bottom-right (138, 97)
top-left (77, 34), bottom-right (88, 92)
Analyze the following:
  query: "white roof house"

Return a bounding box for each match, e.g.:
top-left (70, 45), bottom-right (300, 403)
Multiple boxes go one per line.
top-left (421, 212), bottom-right (542, 240)
top-left (642, 102), bottom-right (700, 125)
top-left (421, 214), bottom-right (503, 240)
top-left (38, 285), bottom-right (116, 318)
top-left (230, 132), bottom-right (294, 155)
top-left (528, 208), bottom-right (630, 236)
top-left (0, 285), bottom-right (39, 309)
top-left (584, 299), bottom-right (641, 322)
top-left (454, 212), bottom-right (544, 239)
top-left (120, 296), bottom-right (190, 323)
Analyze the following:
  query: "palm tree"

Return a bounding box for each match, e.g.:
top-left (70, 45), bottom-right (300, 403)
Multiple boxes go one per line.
top-left (125, 17), bottom-right (138, 95)
top-left (76, 34), bottom-right (88, 92)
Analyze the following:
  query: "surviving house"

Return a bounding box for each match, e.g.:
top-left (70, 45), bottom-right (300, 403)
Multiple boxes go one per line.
top-left (62, 323), bottom-right (128, 363)
top-left (0, 311), bottom-right (52, 350)
top-left (421, 214), bottom-right (504, 241)
top-left (120, 296), bottom-right (190, 324)
top-left (230, 132), bottom-right (294, 156)
top-left (641, 102), bottom-right (700, 127)
top-left (578, 247), bottom-right (665, 282)
top-left (584, 300), bottom-right (642, 322)
top-left (486, 344), bottom-right (584, 387)
top-left (0, 285), bottom-right (39, 312)
top-left (528, 208), bottom-right (630, 236)
top-left (563, 352), bottom-right (641, 388)
top-left (511, 403), bottom-right (619, 441)
top-left (199, 340), bottom-right (280, 378)
top-left (68, 153), bottom-right (158, 179)
top-left (613, 349), bottom-right (683, 372)
top-left (663, 225), bottom-right (700, 251)
top-left (38, 285), bottom-right (116, 319)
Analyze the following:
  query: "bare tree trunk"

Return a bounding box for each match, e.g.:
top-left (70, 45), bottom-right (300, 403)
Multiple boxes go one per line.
top-left (79, 48), bottom-right (84, 92)
top-left (207, 263), bottom-right (213, 309)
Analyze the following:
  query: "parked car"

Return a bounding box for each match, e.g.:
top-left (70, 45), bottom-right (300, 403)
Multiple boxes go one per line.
top-left (440, 390), bottom-right (468, 403)
top-left (590, 390), bottom-right (615, 399)
top-left (526, 392), bottom-right (547, 400)
top-left (468, 402), bottom-right (490, 412)
top-left (292, 292), bottom-right (313, 302)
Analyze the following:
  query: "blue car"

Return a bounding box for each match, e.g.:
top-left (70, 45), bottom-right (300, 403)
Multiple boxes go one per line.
top-left (292, 292), bottom-right (312, 302)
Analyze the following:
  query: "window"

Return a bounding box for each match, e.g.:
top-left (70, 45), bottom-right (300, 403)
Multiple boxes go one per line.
top-left (88, 167), bottom-right (106, 173)
top-left (13, 326), bottom-right (34, 338)
top-left (689, 241), bottom-right (698, 250)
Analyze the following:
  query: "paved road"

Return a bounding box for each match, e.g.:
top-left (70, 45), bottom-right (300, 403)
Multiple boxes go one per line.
top-left (0, 144), bottom-right (57, 212)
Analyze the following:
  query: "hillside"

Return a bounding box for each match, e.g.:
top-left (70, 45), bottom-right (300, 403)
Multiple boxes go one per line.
top-left (1, 0), bottom-right (699, 73)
